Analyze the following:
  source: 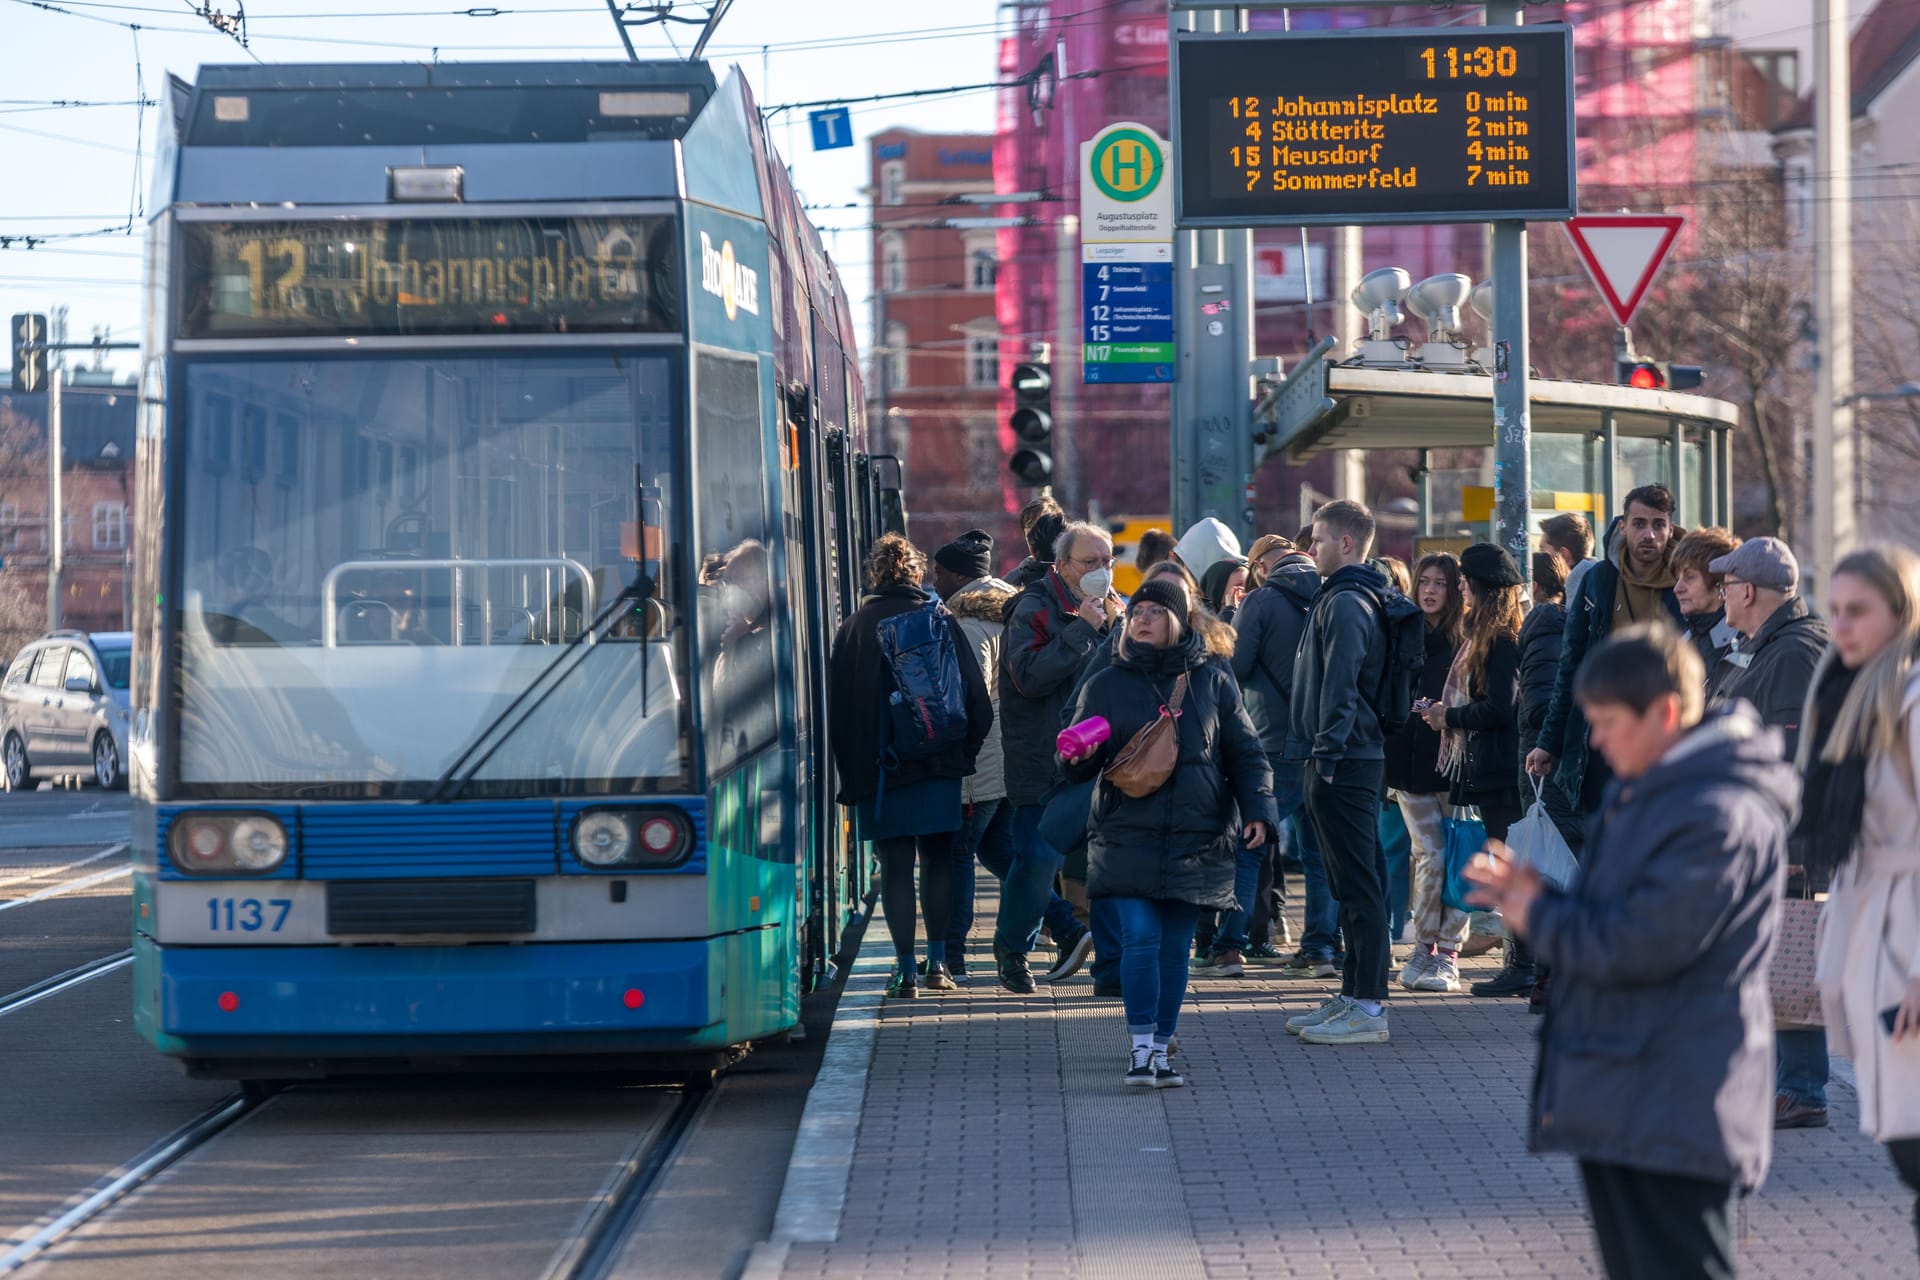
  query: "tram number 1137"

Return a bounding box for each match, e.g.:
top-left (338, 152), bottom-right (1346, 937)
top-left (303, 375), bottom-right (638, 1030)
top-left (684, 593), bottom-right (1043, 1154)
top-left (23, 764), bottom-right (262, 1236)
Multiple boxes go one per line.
top-left (207, 897), bottom-right (294, 932)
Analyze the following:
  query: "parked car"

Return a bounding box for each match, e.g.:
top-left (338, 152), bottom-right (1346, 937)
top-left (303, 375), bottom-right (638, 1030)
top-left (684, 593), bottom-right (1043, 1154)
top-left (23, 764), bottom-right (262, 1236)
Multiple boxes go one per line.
top-left (1, 630), bottom-right (132, 790)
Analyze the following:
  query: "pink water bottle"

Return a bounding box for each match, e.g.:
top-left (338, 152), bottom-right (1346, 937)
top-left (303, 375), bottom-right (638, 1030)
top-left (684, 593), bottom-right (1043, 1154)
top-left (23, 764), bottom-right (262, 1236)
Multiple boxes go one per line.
top-left (1057, 716), bottom-right (1112, 759)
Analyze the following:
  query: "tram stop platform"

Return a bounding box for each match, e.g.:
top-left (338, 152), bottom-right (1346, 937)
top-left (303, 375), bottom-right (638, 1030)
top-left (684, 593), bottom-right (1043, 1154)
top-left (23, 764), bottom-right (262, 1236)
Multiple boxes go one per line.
top-left (747, 891), bottom-right (1915, 1279)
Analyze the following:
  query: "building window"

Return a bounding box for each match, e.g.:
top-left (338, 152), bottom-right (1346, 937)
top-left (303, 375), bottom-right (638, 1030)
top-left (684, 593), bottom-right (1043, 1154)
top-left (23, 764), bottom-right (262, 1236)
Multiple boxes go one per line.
top-left (885, 321), bottom-right (909, 389)
top-left (0, 502), bottom-right (15, 551)
top-left (967, 333), bottom-right (999, 388)
top-left (881, 160), bottom-right (905, 207)
top-left (969, 250), bottom-right (997, 291)
top-left (880, 234), bottom-right (905, 292)
top-left (93, 502), bottom-right (125, 550)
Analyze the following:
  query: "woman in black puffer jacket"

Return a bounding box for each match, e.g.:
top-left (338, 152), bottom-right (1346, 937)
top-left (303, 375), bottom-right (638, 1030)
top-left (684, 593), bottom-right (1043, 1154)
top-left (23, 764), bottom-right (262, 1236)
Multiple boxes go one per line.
top-left (1060, 578), bottom-right (1277, 1089)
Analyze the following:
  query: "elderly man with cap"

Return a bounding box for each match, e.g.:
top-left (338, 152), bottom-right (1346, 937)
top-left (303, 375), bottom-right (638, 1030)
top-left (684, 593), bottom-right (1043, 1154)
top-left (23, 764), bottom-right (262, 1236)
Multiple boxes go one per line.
top-left (1710, 535), bottom-right (1834, 1133)
top-left (929, 530), bottom-right (1020, 983)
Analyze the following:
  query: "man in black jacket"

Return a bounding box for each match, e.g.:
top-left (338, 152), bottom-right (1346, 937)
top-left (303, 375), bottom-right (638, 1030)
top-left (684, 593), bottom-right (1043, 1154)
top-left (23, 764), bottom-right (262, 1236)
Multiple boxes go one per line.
top-left (993, 520), bottom-right (1114, 993)
top-left (1469, 625), bottom-right (1794, 1280)
top-left (1526, 485), bottom-right (1683, 818)
top-left (1211, 543), bottom-right (1324, 972)
top-left (1284, 500), bottom-right (1396, 1046)
top-left (1707, 536), bottom-right (1834, 1131)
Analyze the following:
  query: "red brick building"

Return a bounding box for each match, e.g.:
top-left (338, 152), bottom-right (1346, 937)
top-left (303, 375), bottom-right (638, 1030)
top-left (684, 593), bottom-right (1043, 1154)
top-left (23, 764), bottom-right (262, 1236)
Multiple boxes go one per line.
top-left (0, 374), bottom-right (137, 657)
top-left (865, 129), bottom-right (1018, 565)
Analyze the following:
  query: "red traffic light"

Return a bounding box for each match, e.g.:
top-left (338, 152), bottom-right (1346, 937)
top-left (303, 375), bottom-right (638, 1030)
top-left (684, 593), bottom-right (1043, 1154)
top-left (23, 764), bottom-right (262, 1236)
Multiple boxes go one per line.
top-left (1628, 363), bottom-right (1663, 390)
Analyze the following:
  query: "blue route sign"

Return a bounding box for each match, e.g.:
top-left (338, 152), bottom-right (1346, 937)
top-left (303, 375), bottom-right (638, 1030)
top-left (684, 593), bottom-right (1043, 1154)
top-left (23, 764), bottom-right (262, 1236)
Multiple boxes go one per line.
top-left (1083, 260), bottom-right (1174, 384)
top-left (809, 108), bottom-right (853, 152)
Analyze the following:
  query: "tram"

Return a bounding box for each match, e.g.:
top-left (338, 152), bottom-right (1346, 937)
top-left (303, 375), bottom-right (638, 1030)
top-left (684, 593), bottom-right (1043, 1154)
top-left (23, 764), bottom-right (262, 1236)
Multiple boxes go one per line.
top-left (128, 60), bottom-right (898, 1079)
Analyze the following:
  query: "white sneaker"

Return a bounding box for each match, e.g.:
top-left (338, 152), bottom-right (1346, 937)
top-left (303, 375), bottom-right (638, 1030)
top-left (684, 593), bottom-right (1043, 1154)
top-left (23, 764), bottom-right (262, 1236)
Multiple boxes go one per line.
top-left (1284, 994), bottom-right (1350, 1037)
top-left (1300, 1002), bottom-right (1390, 1045)
top-left (1151, 1047), bottom-right (1185, 1089)
top-left (1125, 1044), bottom-right (1155, 1087)
top-left (1413, 955), bottom-right (1461, 993)
top-left (1398, 949), bottom-right (1436, 990)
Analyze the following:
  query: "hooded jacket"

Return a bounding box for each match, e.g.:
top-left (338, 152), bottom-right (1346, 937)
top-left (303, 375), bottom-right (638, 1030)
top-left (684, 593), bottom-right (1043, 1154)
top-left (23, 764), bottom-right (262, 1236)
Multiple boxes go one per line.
top-left (947, 575), bottom-right (1017, 804)
top-left (1383, 619), bottom-right (1457, 794)
top-left (1527, 702), bottom-right (1795, 1189)
top-left (1714, 596), bottom-right (1829, 761)
top-left (1062, 629), bottom-right (1278, 909)
top-left (1518, 601), bottom-right (1566, 785)
top-left (1229, 552), bottom-right (1320, 755)
top-left (1173, 518), bottom-right (1242, 581)
top-left (1536, 526), bottom-right (1683, 806)
top-left (1000, 567), bottom-right (1107, 806)
top-left (1285, 562), bottom-right (1393, 768)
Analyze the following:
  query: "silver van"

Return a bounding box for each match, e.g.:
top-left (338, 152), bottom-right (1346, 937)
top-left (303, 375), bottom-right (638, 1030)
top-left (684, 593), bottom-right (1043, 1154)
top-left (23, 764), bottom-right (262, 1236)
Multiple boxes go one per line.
top-left (1, 630), bottom-right (132, 790)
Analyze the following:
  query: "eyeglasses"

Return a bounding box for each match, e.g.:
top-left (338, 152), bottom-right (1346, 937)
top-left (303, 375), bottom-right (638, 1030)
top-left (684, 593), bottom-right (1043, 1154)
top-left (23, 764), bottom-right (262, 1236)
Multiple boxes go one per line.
top-left (1130, 603), bottom-right (1168, 622)
top-left (1071, 554), bottom-right (1115, 570)
top-left (1718, 577), bottom-right (1748, 598)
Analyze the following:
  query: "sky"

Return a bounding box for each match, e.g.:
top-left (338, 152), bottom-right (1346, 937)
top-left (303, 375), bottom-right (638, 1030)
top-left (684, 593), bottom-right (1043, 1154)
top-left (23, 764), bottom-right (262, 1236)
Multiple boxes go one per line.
top-left (0, 0), bottom-right (1003, 381)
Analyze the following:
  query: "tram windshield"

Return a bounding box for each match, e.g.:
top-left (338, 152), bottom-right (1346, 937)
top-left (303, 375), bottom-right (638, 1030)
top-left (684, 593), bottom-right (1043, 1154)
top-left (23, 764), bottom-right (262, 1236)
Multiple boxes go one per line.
top-left (173, 352), bottom-right (690, 797)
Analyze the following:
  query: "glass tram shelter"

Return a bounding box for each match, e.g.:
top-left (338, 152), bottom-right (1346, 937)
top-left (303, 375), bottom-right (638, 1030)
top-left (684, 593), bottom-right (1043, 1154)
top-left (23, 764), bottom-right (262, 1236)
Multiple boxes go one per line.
top-left (1262, 354), bottom-right (1744, 546)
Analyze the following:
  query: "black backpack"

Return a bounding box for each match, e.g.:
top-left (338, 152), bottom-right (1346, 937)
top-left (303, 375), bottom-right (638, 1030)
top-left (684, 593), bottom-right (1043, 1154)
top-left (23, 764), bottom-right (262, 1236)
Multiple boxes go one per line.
top-left (1352, 587), bottom-right (1428, 735)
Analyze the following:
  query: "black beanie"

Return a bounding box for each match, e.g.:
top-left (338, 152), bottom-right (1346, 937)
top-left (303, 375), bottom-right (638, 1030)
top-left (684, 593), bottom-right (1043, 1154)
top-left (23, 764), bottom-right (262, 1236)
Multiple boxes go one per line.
top-left (1459, 542), bottom-right (1524, 589)
top-left (1129, 578), bottom-right (1190, 629)
top-left (935, 528), bottom-right (994, 579)
top-left (1027, 511), bottom-right (1067, 562)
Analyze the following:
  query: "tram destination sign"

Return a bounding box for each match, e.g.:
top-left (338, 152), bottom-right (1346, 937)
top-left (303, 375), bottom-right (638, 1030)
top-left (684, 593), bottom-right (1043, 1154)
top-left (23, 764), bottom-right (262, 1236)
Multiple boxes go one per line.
top-left (178, 214), bottom-right (680, 339)
top-left (1173, 27), bottom-right (1576, 227)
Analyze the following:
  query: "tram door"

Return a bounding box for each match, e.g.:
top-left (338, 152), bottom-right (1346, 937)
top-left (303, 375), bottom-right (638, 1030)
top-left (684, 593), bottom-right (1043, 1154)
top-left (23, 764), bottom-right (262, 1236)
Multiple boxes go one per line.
top-left (783, 388), bottom-right (835, 990)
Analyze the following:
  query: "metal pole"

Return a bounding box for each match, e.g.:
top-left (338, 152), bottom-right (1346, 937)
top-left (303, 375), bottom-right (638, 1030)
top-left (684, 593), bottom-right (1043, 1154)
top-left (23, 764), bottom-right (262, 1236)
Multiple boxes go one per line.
top-left (1668, 419), bottom-right (1687, 529)
top-left (47, 373), bottom-right (63, 631)
top-left (1170, 3), bottom-right (1256, 543)
top-left (1601, 410), bottom-right (1619, 524)
top-left (1812, 0), bottom-right (1855, 603)
top-left (1056, 214), bottom-right (1080, 511)
top-left (1701, 423), bottom-right (1720, 527)
top-left (1331, 225), bottom-right (1366, 501)
top-left (1417, 448), bottom-right (1434, 538)
top-left (1486, 0), bottom-right (1532, 598)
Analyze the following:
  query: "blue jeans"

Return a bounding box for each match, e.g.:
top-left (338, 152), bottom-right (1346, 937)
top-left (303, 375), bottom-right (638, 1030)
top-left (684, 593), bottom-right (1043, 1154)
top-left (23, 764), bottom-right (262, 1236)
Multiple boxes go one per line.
top-left (994, 804), bottom-right (1084, 956)
top-left (1090, 896), bottom-right (1120, 985)
top-left (1777, 1027), bottom-right (1829, 1109)
top-left (1215, 759), bottom-right (1312, 953)
top-left (1111, 896), bottom-right (1202, 1038)
top-left (947, 799), bottom-right (1014, 965)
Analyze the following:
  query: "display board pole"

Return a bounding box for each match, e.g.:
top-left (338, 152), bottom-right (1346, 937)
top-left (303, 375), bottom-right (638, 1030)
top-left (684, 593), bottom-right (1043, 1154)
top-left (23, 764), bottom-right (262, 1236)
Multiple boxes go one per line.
top-left (1488, 0), bottom-right (1532, 599)
top-left (1170, 3), bottom-right (1256, 543)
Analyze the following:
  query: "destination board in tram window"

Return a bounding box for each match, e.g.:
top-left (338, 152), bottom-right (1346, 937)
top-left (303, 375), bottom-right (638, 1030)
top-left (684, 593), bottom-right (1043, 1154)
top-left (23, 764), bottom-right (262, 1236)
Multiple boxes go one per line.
top-left (1173, 28), bottom-right (1575, 227)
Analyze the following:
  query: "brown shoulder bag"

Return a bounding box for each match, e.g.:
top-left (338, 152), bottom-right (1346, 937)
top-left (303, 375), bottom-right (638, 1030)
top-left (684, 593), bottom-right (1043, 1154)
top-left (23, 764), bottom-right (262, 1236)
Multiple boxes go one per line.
top-left (1102, 674), bottom-right (1189, 799)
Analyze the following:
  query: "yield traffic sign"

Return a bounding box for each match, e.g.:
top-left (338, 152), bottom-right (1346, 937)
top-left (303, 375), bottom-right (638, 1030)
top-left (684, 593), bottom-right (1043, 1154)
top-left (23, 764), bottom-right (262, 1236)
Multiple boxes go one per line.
top-left (1563, 215), bottom-right (1685, 328)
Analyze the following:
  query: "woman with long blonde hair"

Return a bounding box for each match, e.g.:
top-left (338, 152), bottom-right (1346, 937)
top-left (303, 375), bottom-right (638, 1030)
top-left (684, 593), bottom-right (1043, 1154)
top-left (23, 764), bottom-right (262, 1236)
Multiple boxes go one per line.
top-left (1796, 544), bottom-right (1920, 1253)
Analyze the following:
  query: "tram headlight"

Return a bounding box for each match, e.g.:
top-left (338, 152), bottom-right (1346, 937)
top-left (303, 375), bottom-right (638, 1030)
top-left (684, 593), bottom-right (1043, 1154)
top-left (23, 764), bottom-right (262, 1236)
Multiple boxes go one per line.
top-left (168, 812), bottom-right (289, 875)
top-left (570, 809), bottom-right (693, 869)
top-left (574, 811), bottom-right (635, 867)
top-left (229, 817), bottom-right (289, 871)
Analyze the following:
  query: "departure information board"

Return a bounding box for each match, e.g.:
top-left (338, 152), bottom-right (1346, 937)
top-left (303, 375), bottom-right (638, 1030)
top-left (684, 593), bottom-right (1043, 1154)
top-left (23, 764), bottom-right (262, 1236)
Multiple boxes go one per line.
top-left (1173, 27), bottom-right (1575, 227)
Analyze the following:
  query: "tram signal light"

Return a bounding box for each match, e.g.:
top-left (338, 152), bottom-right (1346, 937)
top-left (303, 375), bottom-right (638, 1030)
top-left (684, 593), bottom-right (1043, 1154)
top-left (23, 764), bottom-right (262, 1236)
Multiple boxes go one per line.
top-left (1616, 357), bottom-right (1704, 392)
top-left (11, 313), bottom-right (48, 394)
top-left (1007, 361), bottom-right (1053, 487)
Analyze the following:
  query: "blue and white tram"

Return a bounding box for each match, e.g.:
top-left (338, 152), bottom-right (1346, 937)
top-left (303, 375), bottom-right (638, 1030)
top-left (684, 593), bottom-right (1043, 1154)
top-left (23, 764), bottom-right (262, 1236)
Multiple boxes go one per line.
top-left (129, 60), bottom-right (896, 1078)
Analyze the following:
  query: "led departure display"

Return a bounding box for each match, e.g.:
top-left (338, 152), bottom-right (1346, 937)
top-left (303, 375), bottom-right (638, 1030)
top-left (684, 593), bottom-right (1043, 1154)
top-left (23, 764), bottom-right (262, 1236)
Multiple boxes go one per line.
top-left (1173, 27), bottom-right (1576, 227)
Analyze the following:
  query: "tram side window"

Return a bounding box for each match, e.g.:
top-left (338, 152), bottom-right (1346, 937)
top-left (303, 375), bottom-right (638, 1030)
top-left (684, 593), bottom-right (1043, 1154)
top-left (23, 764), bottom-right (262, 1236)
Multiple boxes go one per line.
top-left (695, 351), bottom-right (778, 777)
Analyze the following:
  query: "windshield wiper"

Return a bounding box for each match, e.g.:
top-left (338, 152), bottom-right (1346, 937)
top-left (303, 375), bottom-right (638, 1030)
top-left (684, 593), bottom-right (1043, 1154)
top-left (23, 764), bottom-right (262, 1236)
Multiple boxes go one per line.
top-left (420, 574), bottom-right (656, 804)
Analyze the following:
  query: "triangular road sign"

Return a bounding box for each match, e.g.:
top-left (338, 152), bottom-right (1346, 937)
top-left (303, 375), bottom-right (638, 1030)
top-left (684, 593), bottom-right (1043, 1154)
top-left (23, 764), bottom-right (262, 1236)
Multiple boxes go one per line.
top-left (1563, 214), bottom-right (1685, 328)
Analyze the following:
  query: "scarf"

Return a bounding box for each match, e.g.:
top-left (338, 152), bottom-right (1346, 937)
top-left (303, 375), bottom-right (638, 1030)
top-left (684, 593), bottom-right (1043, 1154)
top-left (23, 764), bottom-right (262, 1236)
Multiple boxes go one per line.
top-left (1796, 660), bottom-right (1866, 891)
top-left (1435, 643), bottom-right (1474, 780)
top-left (1614, 536), bottom-right (1676, 628)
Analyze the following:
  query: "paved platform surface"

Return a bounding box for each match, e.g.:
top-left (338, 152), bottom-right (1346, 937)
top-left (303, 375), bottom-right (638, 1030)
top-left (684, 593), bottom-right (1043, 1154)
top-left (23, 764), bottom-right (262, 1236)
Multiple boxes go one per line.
top-left (758, 894), bottom-right (1916, 1279)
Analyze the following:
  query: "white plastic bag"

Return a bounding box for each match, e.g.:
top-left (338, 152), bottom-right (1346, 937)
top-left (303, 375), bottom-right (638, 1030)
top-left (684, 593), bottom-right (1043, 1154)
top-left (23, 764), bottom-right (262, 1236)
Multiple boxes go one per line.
top-left (1505, 777), bottom-right (1579, 889)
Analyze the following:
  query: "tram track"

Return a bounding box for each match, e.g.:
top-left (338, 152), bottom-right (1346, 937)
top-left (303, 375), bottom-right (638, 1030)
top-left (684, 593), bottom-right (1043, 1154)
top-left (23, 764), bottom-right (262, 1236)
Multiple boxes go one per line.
top-left (542, 1083), bottom-right (713, 1280)
top-left (0, 949), bottom-right (134, 1020)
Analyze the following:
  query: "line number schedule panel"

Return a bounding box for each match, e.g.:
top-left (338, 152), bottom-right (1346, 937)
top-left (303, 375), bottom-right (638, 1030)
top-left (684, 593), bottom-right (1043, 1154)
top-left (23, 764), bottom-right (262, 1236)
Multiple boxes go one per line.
top-left (1174, 27), bottom-right (1575, 227)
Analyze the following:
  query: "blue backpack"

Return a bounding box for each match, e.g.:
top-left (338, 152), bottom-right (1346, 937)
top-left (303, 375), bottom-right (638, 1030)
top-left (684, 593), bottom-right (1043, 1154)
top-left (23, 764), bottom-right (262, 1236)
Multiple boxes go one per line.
top-left (875, 601), bottom-right (970, 767)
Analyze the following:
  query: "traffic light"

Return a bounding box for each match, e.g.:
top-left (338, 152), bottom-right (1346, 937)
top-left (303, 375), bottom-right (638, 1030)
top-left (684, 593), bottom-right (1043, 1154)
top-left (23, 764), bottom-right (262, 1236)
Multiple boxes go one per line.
top-left (11, 313), bottom-right (48, 394)
top-left (1007, 361), bottom-right (1052, 486)
top-left (1616, 356), bottom-right (1704, 391)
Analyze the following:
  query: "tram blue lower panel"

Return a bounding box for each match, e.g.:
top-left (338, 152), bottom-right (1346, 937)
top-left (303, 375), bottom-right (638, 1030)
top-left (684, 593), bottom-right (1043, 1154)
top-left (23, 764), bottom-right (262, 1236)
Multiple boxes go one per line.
top-left (142, 936), bottom-right (718, 1042)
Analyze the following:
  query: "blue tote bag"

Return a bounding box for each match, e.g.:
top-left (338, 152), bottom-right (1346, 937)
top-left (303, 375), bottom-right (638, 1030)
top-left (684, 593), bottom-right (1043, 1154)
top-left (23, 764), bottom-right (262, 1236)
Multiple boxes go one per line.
top-left (1441, 806), bottom-right (1488, 914)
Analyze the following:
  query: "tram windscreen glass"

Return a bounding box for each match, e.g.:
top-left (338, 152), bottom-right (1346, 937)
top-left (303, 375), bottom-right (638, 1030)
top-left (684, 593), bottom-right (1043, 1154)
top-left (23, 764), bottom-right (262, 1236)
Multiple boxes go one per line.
top-left (177, 215), bottom-right (680, 339)
top-left (172, 352), bottom-right (692, 799)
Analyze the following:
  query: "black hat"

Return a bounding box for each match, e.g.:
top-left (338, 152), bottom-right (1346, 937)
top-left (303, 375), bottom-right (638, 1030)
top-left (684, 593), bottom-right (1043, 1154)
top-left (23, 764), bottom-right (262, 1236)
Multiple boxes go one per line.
top-left (1129, 578), bottom-right (1190, 629)
top-left (935, 529), bottom-right (994, 580)
top-left (1459, 543), bottom-right (1524, 589)
top-left (1027, 511), bottom-right (1067, 562)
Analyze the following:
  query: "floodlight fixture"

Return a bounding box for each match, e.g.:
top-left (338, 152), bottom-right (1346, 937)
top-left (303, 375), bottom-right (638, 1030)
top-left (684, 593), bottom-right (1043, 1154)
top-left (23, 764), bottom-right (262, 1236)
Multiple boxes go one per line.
top-left (1350, 267), bottom-right (1411, 342)
top-left (1405, 273), bottom-right (1473, 343)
